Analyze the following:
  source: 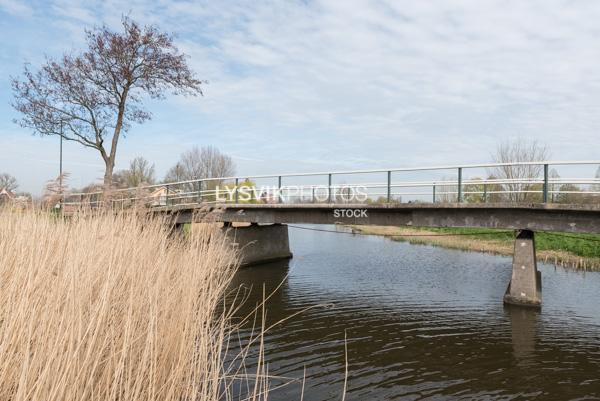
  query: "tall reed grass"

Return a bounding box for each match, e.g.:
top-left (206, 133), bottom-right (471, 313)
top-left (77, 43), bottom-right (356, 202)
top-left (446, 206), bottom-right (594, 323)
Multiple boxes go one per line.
top-left (0, 207), bottom-right (245, 401)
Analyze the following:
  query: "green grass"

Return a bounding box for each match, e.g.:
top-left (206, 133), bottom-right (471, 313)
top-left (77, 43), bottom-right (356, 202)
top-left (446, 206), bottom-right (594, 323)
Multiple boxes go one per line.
top-left (413, 227), bottom-right (600, 259)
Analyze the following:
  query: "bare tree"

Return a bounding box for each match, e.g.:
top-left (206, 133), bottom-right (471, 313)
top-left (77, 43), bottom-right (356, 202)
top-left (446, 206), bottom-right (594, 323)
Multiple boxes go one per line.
top-left (435, 176), bottom-right (458, 203)
top-left (489, 140), bottom-right (549, 202)
top-left (165, 146), bottom-right (235, 183)
top-left (117, 156), bottom-right (156, 188)
top-left (163, 162), bottom-right (186, 183)
top-left (164, 146), bottom-right (235, 201)
top-left (11, 18), bottom-right (203, 190)
top-left (0, 173), bottom-right (18, 192)
top-left (43, 173), bottom-right (70, 209)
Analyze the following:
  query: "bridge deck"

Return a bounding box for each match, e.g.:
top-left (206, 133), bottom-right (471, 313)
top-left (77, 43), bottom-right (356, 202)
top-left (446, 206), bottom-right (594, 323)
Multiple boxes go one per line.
top-left (161, 203), bottom-right (600, 234)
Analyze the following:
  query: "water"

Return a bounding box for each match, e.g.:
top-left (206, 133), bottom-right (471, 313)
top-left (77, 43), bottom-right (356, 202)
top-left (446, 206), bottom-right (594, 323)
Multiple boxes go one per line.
top-left (228, 226), bottom-right (600, 400)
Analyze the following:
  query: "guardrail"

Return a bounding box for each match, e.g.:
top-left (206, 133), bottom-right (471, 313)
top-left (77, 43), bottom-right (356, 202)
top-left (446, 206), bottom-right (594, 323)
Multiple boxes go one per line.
top-left (61, 160), bottom-right (600, 209)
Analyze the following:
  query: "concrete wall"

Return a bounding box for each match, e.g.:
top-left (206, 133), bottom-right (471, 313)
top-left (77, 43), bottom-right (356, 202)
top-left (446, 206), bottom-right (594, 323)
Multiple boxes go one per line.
top-left (223, 223), bottom-right (293, 267)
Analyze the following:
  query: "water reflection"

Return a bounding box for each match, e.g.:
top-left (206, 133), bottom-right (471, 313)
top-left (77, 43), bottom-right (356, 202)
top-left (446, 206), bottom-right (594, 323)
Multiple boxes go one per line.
top-left (505, 305), bottom-right (539, 367)
top-left (228, 226), bottom-right (600, 400)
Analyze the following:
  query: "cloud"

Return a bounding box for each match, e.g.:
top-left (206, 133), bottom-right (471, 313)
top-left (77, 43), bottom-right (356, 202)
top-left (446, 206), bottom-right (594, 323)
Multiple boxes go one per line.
top-left (0, 0), bottom-right (33, 16)
top-left (2, 0), bottom-right (600, 194)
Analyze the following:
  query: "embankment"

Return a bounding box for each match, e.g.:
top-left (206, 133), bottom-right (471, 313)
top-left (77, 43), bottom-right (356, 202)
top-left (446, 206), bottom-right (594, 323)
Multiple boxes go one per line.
top-left (349, 225), bottom-right (600, 271)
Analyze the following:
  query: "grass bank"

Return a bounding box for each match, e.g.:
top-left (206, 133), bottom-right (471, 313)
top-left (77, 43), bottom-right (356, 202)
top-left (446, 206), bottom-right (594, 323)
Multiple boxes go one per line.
top-left (349, 225), bottom-right (600, 271)
top-left (0, 207), bottom-right (273, 401)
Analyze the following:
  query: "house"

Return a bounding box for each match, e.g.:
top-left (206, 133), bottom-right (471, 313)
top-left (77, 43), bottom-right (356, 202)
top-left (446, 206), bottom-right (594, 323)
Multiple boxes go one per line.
top-left (148, 186), bottom-right (168, 207)
top-left (0, 187), bottom-right (15, 205)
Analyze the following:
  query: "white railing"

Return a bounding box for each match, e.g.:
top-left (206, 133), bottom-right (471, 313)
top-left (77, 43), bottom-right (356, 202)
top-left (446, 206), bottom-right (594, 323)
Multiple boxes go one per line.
top-left (62, 160), bottom-right (600, 208)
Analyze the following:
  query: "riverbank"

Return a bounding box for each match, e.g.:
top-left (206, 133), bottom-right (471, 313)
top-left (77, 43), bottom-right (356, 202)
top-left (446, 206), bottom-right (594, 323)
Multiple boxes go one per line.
top-left (348, 225), bottom-right (600, 271)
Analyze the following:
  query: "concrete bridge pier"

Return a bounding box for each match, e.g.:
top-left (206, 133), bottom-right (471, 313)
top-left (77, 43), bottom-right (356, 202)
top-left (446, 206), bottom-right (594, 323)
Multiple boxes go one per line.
top-left (503, 229), bottom-right (542, 308)
top-left (223, 223), bottom-right (293, 267)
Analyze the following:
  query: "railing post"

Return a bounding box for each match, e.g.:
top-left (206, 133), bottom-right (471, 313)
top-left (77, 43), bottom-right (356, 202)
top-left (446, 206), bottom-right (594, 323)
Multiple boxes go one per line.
top-left (457, 167), bottom-right (463, 203)
top-left (483, 184), bottom-right (487, 203)
top-left (328, 173), bottom-right (332, 203)
top-left (387, 171), bottom-right (391, 203)
top-left (432, 184), bottom-right (436, 203)
top-left (165, 184), bottom-right (169, 206)
top-left (198, 181), bottom-right (203, 204)
top-left (235, 178), bottom-right (239, 203)
top-left (543, 164), bottom-right (549, 203)
top-left (278, 176), bottom-right (282, 203)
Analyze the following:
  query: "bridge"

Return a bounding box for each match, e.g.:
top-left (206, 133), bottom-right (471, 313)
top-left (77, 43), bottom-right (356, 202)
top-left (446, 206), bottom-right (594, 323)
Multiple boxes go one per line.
top-left (66, 160), bottom-right (600, 308)
top-left (166, 203), bottom-right (600, 233)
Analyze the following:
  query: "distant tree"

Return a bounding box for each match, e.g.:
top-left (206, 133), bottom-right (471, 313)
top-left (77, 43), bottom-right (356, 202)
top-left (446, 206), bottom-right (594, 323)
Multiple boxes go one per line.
top-left (163, 162), bottom-right (186, 183)
top-left (79, 183), bottom-right (104, 194)
top-left (164, 146), bottom-right (235, 196)
top-left (463, 177), bottom-right (485, 203)
top-left (15, 191), bottom-right (32, 199)
top-left (43, 173), bottom-right (70, 209)
top-left (0, 173), bottom-right (18, 192)
top-left (435, 176), bottom-right (458, 203)
top-left (117, 157), bottom-right (156, 188)
top-left (219, 178), bottom-right (259, 203)
top-left (548, 168), bottom-right (561, 202)
top-left (489, 140), bottom-right (549, 202)
top-left (483, 174), bottom-right (505, 203)
top-left (163, 146), bottom-right (235, 203)
top-left (11, 17), bottom-right (204, 190)
top-left (556, 183), bottom-right (581, 204)
top-left (165, 146), bottom-right (235, 182)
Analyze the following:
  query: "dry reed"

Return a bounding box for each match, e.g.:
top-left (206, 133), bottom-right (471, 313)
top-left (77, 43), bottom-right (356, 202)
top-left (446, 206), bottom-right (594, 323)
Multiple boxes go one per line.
top-left (0, 207), bottom-right (243, 401)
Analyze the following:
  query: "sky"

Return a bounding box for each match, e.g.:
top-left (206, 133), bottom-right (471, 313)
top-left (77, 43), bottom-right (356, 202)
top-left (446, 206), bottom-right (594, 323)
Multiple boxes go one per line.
top-left (1, 0), bottom-right (600, 194)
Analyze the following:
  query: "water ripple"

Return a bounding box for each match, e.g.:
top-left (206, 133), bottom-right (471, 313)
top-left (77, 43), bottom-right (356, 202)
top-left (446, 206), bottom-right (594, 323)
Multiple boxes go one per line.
top-left (226, 225), bottom-right (600, 400)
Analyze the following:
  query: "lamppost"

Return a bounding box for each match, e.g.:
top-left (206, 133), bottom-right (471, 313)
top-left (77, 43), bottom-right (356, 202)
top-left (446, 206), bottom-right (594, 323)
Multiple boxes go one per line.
top-left (59, 123), bottom-right (63, 210)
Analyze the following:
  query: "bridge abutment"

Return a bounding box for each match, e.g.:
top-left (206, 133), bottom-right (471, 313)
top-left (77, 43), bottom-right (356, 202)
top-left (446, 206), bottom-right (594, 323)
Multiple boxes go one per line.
top-left (503, 229), bottom-right (542, 308)
top-left (223, 223), bottom-right (293, 267)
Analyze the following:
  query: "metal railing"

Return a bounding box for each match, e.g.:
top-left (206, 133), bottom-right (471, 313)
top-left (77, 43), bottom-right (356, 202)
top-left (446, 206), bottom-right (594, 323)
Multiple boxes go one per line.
top-left (62, 160), bottom-right (600, 209)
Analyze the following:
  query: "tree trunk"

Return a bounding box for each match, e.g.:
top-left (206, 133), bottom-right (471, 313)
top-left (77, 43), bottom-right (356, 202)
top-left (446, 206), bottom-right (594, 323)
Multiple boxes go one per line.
top-left (100, 88), bottom-right (128, 199)
top-left (103, 88), bottom-right (128, 194)
top-left (103, 157), bottom-right (114, 191)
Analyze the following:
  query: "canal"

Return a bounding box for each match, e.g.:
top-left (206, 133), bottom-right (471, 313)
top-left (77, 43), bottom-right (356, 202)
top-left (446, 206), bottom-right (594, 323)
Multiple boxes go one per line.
top-left (228, 225), bottom-right (600, 400)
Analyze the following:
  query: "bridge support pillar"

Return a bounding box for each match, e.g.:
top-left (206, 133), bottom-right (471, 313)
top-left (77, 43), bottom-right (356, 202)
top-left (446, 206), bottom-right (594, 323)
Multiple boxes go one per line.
top-left (503, 229), bottom-right (542, 308)
top-left (223, 223), bottom-right (293, 267)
